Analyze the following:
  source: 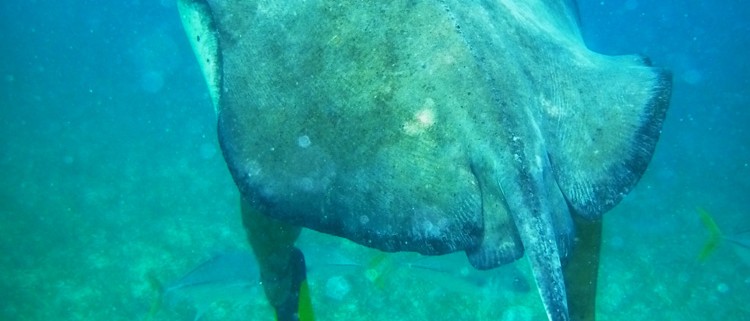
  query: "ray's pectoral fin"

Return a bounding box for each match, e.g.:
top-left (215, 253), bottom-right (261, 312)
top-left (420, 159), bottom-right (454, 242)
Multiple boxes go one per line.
top-left (545, 55), bottom-right (672, 218)
top-left (240, 198), bottom-right (315, 321)
top-left (540, 54), bottom-right (671, 320)
top-left (177, 0), bottom-right (222, 112)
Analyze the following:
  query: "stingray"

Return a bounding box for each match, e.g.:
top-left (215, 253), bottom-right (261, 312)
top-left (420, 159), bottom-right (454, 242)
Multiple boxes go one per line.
top-left (176, 1), bottom-right (671, 320)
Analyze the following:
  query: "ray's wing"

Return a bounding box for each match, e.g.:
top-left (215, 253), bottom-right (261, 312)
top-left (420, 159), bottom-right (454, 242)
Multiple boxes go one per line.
top-left (542, 55), bottom-right (671, 219)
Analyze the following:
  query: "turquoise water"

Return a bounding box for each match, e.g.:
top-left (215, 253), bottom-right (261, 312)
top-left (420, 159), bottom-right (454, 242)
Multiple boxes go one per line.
top-left (1, 1), bottom-right (748, 320)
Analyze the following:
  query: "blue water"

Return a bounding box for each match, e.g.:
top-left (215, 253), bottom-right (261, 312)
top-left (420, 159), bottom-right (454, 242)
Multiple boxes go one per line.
top-left (0, 1), bottom-right (747, 320)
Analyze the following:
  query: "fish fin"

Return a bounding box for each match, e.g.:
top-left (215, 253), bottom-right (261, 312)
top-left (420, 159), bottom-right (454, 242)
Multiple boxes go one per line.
top-left (297, 280), bottom-right (316, 321)
top-left (145, 271), bottom-right (164, 320)
top-left (563, 216), bottom-right (602, 321)
top-left (465, 161), bottom-right (523, 269)
top-left (365, 252), bottom-right (394, 290)
top-left (724, 237), bottom-right (750, 251)
top-left (546, 56), bottom-right (671, 219)
top-left (269, 248), bottom-right (309, 321)
top-left (697, 207), bottom-right (723, 261)
top-left (241, 197), bottom-right (308, 321)
top-left (193, 310), bottom-right (205, 321)
top-left (177, 0), bottom-right (222, 112)
top-left (366, 251), bottom-right (389, 268)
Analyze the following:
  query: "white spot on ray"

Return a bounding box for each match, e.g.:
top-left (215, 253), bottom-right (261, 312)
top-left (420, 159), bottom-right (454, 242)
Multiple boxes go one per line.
top-left (402, 98), bottom-right (437, 136)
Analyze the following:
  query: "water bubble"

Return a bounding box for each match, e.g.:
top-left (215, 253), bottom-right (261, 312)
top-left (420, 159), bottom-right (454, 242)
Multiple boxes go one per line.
top-left (297, 135), bottom-right (311, 148)
top-left (325, 276), bottom-right (351, 301)
top-left (244, 161), bottom-right (261, 177)
top-left (717, 283), bottom-right (729, 294)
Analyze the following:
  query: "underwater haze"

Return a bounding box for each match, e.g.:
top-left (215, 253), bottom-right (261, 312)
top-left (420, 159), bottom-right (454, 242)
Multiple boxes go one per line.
top-left (1, 1), bottom-right (748, 320)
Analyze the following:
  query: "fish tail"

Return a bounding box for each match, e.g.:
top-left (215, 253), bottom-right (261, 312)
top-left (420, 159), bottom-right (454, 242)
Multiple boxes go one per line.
top-left (145, 271), bottom-right (164, 319)
top-left (697, 207), bottom-right (723, 262)
top-left (365, 252), bottom-right (391, 290)
top-left (297, 280), bottom-right (316, 321)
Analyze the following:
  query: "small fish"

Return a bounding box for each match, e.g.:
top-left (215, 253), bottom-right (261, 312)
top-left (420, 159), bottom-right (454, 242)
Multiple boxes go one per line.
top-left (299, 233), bottom-right (532, 297)
top-left (150, 245), bottom-right (368, 320)
top-left (153, 250), bottom-right (261, 321)
top-left (391, 252), bottom-right (531, 296)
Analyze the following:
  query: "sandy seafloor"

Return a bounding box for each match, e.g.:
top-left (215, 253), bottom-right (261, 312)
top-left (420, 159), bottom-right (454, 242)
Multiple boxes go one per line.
top-left (1, 1), bottom-right (748, 320)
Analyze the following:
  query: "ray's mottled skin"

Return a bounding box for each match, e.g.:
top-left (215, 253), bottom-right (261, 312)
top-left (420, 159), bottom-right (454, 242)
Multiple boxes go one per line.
top-left (177, 1), bottom-right (671, 320)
